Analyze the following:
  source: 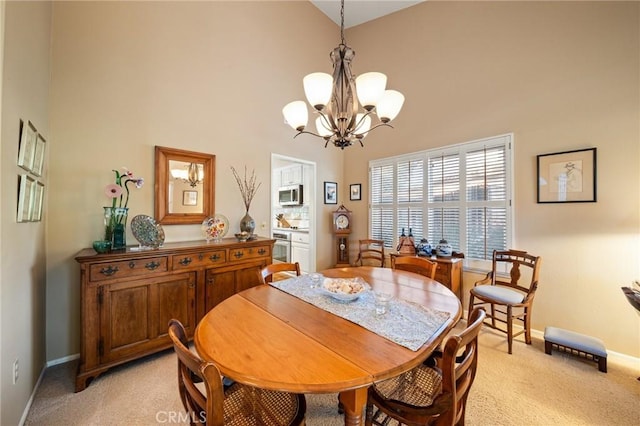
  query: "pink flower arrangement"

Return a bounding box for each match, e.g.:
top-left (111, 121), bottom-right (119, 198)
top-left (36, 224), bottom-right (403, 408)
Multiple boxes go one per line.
top-left (104, 168), bottom-right (144, 209)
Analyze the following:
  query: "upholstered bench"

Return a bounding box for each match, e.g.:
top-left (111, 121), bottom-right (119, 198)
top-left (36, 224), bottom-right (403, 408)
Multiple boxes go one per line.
top-left (544, 326), bottom-right (607, 372)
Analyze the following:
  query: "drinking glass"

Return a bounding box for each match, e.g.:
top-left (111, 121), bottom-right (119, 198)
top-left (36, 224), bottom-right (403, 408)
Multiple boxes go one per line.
top-left (374, 292), bottom-right (393, 315)
top-left (309, 272), bottom-right (323, 289)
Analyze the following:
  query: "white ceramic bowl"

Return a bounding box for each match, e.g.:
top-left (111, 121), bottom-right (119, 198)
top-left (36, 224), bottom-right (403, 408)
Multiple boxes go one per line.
top-left (320, 277), bottom-right (369, 302)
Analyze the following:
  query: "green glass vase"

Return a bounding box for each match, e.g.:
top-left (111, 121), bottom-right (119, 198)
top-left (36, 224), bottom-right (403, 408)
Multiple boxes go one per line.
top-left (104, 206), bottom-right (129, 250)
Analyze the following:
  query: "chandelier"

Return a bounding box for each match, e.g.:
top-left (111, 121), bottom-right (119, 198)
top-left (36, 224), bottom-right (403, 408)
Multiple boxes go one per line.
top-left (170, 162), bottom-right (203, 187)
top-left (282, 0), bottom-right (404, 149)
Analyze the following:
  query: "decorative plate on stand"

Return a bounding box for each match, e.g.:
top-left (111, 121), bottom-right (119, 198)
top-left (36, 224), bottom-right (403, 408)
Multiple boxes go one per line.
top-left (131, 215), bottom-right (165, 249)
top-left (202, 214), bottom-right (229, 242)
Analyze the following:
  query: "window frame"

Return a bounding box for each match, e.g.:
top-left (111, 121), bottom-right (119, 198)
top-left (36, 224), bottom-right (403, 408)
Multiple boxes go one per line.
top-left (369, 133), bottom-right (514, 272)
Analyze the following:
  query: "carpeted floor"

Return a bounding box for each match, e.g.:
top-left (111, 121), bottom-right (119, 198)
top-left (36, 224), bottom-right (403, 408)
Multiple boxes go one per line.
top-left (25, 327), bottom-right (639, 425)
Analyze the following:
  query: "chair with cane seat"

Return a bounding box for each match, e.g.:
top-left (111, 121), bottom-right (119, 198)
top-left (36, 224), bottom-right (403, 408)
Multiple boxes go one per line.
top-left (366, 308), bottom-right (486, 426)
top-left (168, 319), bottom-right (306, 425)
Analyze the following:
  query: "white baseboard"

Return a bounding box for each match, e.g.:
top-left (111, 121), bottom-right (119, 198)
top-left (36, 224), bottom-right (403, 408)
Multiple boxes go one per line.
top-left (18, 354), bottom-right (80, 426)
top-left (18, 363), bottom-right (46, 426)
top-left (47, 352), bottom-right (79, 367)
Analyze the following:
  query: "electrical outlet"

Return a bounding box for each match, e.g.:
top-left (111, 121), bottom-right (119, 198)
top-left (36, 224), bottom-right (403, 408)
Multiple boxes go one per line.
top-left (13, 359), bottom-right (18, 384)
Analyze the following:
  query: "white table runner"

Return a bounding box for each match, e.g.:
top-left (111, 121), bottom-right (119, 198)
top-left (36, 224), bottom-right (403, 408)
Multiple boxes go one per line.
top-left (270, 275), bottom-right (451, 351)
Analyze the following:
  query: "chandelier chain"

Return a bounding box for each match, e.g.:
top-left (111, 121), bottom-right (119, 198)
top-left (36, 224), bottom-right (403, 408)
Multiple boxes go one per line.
top-left (340, 0), bottom-right (345, 45)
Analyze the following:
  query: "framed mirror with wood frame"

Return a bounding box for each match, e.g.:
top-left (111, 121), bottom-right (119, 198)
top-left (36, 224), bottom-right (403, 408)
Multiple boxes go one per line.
top-left (154, 146), bottom-right (215, 225)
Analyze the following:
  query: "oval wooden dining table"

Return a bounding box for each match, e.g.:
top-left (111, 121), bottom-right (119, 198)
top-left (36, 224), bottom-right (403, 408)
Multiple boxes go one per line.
top-left (194, 266), bottom-right (462, 425)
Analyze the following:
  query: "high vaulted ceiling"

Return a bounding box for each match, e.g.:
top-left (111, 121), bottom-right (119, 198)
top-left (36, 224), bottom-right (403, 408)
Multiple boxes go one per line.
top-left (310, 0), bottom-right (425, 28)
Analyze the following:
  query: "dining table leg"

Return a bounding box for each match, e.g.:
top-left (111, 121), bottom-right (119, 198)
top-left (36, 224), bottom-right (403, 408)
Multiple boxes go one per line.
top-left (339, 387), bottom-right (369, 426)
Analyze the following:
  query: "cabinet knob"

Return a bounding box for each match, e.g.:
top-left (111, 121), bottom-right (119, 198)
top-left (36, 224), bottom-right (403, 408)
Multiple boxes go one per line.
top-left (234, 251), bottom-right (244, 259)
top-left (99, 265), bottom-right (119, 276)
top-left (209, 254), bottom-right (220, 261)
top-left (258, 248), bottom-right (266, 255)
top-left (145, 261), bottom-right (160, 270)
top-left (128, 261), bottom-right (136, 269)
top-left (198, 254), bottom-right (204, 261)
top-left (179, 257), bottom-right (192, 266)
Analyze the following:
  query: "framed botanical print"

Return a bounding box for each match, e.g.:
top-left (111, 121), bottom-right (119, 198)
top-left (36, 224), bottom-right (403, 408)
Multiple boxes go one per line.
top-left (18, 120), bottom-right (37, 172)
top-left (350, 183), bottom-right (361, 201)
top-left (324, 181), bottom-right (337, 204)
top-left (537, 148), bottom-right (596, 203)
top-left (17, 174), bottom-right (35, 222)
top-left (182, 190), bottom-right (198, 206)
top-left (32, 133), bottom-right (46, 177)
top-left (31, 181), bottom-right (45, 221)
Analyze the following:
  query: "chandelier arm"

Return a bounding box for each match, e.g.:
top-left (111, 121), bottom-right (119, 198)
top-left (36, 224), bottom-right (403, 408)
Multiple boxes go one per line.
top-left (352, 122), bottom-right (394, 137)
top-left (293, 130), bottom-right (325, 139)
top-left (316, 111), bottom-right (334, 133)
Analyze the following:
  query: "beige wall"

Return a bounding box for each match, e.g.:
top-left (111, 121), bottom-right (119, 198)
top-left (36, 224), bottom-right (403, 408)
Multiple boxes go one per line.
top-left (1, 2), bottom-right (638, 421)
top-left (47, 0), bottom-right (640, 361)
top-left (47, 1), bottom-right (344, 361)
top-left (1, 1), bottom-right (51, 424)
top-left (343, 2), bottom-right (640, 356)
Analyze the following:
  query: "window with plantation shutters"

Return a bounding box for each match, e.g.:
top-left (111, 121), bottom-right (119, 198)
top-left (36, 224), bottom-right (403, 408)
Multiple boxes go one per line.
top-left (369, 134), bottom-right (512, 265)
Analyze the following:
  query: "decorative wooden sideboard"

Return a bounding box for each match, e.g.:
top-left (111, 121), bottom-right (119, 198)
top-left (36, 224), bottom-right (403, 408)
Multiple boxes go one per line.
top-left (389, 253), bottom-right (463, 301)
top-left (74, 237), bottom-right (274, 391)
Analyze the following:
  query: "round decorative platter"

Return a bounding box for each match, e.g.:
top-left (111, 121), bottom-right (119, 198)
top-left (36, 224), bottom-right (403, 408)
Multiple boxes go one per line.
top-left (320, 277), bottom-right (370, 302)
top-left (202, 214), bottom-right (229, 241)
top-left (131, 215), bottom-right (165, 248)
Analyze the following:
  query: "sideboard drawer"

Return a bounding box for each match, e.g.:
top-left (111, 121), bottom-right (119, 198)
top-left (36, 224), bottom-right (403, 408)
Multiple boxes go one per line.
top-left (228, 245), bottom-right (271, 262)
top-left (89, 257), bottom-right (168, 282)
top-left (435, 262), bottom-right (451, 283)
top-left (172, 250), bottom-right (227, 270)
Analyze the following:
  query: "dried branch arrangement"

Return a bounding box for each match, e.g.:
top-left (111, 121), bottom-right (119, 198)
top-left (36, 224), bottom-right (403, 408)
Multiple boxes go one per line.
top-left (231, 165), bottom-right (262, 212)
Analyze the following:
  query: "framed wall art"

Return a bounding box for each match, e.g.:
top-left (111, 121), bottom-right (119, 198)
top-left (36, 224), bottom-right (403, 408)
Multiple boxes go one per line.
top-left (32, 133), bottom-right (46, 177)
top-left (182, 190), bottom-right (198, 206)
top-left (324, 181), bottom-right (337, 204)
top-left (17, 120), bottom-right (37, 172)
top-left (17, 174), bottom-right (35, 222)
top-left (31, 181), bottom-right (45, 221)
top-left (537, 147), bottom-right (596, 203)
top-left (350, 183), bottom-right (361, 201)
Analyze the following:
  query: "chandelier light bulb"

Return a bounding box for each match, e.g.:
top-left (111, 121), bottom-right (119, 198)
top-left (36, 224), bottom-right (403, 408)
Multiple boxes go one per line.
top-left (282, 101), bottom-right (309, 131)
top-left (304, 73), bottom-right (333, 110)
top-left (376, 90), bottom-right (405, 123)
top-left (355, 72), bottom-right (387, 110)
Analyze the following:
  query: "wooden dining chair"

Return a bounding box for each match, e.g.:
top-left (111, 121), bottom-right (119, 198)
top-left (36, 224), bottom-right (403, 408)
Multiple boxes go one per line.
top-left (365, 308), bottom-right (486, 426)
top-left (260, 262), bottom-right (301, 283)
top-left (468, 249), bottom-right (542, 354)
top-left (392, 256), bottom-right (438, 280)
top-left (168, 319), bottom-right (306, 426)
top-left (356, 239), bottom-right (385, 267)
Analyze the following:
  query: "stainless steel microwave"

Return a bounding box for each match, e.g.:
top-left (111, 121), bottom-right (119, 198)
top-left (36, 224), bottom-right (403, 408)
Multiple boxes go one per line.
top-left (278, 185), bottom-right (303, 206)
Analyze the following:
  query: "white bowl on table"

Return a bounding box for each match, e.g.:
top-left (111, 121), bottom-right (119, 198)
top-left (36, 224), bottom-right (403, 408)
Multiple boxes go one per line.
top-left (320, 276), bottom-right (370, 302)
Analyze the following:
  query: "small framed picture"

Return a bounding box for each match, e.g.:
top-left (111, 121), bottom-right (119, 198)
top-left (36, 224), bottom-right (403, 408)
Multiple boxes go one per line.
top-left (17, 174), bottom-right (35, 222)
top-left (350, 183), bottom-right (361, 201)
top-left (31, 181), bottom-right (45, 221)
top-left (32, 133), bottom-right (46, 177)
top-left (324, 181), bottom-right (337, 204)
top-left (182, 190), bottom-right (198, 206)
top-left (17, 120), bottom-right (37, 172)
top-left (537, 148), bottom-right (596, 203)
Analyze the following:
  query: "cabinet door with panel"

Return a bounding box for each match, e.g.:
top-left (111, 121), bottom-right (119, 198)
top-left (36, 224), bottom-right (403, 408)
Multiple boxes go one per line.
top-left (99, 272), bottom-right (196, 364)
top-left (75, 238), bottom-right (275, 391)
top-left (204, 269), bottom-right (236, 312)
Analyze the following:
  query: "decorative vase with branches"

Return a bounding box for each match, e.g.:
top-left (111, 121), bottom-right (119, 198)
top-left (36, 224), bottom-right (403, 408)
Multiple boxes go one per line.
top-left (231, 165), bottom-right (261, 235)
